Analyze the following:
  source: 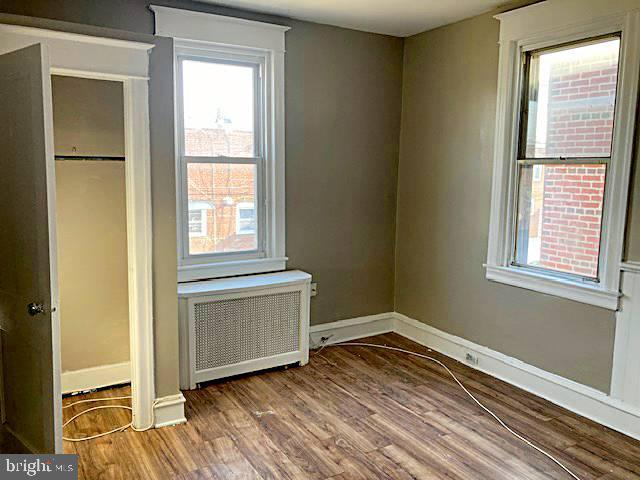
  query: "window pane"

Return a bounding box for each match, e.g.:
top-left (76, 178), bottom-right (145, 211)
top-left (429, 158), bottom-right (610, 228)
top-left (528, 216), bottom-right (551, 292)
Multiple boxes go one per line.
top-left (188, 210), bottom-right (206, 237)
top-left (236, 203), bottom-right (256, 235)
top-left (187, 163), bottom-right (258, 255)
top-left (523, 37), bottom-right (620, 158)
top-left (182, 60), bottom-right (255, 157)
top-left (514, 163), bottom-right (605, 279)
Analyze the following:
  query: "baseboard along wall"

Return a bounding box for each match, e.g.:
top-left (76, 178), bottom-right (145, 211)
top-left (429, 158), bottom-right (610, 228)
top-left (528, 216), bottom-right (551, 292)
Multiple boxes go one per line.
top-left (153, 393), bottom-right (187, 428)
top-left (61, 362), bottom-right (131, 395)
top-left (60, 361), bottom-right (187, 429)
top-left (310, 312), bottom-right (640, 441)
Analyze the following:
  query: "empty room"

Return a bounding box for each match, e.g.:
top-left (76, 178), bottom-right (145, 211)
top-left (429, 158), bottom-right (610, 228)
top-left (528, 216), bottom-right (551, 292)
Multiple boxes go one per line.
top-left (1, 0), bottom-right (640, 479)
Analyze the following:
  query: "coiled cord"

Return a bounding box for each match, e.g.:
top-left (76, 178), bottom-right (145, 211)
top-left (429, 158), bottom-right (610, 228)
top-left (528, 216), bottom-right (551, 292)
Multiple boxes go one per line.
top-left (62, 395), bottom-right (162, 442)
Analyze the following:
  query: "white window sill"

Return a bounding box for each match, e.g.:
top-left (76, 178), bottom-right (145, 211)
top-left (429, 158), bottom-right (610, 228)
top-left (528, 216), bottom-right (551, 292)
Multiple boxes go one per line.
top-left (178, 257), bottom-right (288, 283)
top-left (484, 265), bottom-right (620, 311)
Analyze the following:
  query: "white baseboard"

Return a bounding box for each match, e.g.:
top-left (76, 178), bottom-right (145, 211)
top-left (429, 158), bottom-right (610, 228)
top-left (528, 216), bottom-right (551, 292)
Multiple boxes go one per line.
top-left (394, 313), bottom-right (640, 441)
top-left (62, 362), bottom-right (130, 394)
top-left (154, 393), bottom-right (187, 428)
top-left (309, 313), bottom-right (395, 347)
top-left (308, 311), bottom-right (640, 441)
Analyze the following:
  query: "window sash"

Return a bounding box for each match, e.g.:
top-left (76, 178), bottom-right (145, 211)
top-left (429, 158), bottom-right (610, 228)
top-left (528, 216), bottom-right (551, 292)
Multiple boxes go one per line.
top-left (180, 156), bottom-right (265, 261)
top-left (510, 158), bottom-right (608, 283)
top-left (516, 33), bottom-right (621, 161)
top-left (178, 55), bottom-right (263, 160)
top-left (184, 155), bottom-right (260, 164)
top-left (516, 157), bottom-right (608, 165)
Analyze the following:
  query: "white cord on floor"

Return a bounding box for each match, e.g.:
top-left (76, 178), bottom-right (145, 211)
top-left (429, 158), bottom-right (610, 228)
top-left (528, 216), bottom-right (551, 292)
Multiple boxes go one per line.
top-left (63, 395), bottom-right (133, 410)
top-left (332, 342), bottom-right (581, 480)
top-left (62, 395), bottom-right (163, 442)
top-left (62, 342), bottom-right (580, 480)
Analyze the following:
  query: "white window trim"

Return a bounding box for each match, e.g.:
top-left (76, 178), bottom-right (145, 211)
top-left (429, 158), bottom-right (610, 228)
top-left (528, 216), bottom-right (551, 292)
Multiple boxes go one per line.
top-left (151, 6), bottom-right (289, 281)
top-left (486, 1), bottom-right (640, 310)
top-left (236, 202), bottom-right (256, 235)
top-left (188, 208), bottom-right (208, 237)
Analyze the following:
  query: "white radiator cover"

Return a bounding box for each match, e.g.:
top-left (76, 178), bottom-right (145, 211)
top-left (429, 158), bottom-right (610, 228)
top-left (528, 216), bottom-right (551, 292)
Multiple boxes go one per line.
top-left (178, 270), bottom-right (311, 389)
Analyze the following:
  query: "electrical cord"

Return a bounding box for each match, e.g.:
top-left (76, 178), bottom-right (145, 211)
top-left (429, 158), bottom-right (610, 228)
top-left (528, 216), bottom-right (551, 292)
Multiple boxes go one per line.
top-left (63, 341), bottom-right (580, 480)
top-left (62, 395), bottom-right (164, 442)
top-left (63, 395), bottom-right (133, 410)
top-left (310, 334), bottom-right (333, 357)
top-left (326, 342), bottom-right (581, 480)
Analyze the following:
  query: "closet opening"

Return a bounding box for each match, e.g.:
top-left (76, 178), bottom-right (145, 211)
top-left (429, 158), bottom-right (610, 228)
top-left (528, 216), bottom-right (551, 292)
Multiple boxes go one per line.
top-left (52, 75), bottom-right (132, 440)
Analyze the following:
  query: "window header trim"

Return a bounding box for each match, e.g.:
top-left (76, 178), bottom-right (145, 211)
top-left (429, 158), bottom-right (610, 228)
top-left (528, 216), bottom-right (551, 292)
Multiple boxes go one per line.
top-left (150, 5), bottom-right (289, 52)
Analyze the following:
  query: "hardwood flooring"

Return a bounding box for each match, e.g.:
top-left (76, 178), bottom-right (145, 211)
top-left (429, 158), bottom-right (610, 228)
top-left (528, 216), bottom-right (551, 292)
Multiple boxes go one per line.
top-left (62, 333), bottom-right (640, 479)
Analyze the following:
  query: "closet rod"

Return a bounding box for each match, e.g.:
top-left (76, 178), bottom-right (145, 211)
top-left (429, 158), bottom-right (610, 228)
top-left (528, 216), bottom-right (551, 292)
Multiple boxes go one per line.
top-left (55, 155), bottom-right (125, 161)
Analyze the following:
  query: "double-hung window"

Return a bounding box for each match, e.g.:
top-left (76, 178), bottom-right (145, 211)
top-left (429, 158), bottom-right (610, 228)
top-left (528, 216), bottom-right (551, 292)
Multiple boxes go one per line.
top-left (486, 2), bottom-right (640, 310)
top-left (514, 36), bottom-right (620, 280)
top-left (178, 54), bottom-right (263, 258)
top-left (152, 6), bottom-right (289, 281)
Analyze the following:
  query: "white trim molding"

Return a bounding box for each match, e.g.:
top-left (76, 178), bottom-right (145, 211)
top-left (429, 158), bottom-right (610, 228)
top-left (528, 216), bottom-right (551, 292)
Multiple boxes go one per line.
top-left (0, 23), bottom-right (157, 449)
top-left (122, 76), bottom-right (157, 431)
top-left (0, 24), bottom-right (152, 79)
top-left (484, 0), bottom-right (640, 310)
top-left (178, 257), bottom-right (288, 282)
top-left (150, 5), bottom-right (289, 52)
top-left (485, 265), bottom-right (620, 310)
top-left (309, 311), bottom-right (640, 440)
top-left (154, 393), bottom-right (187, 428)
top-left (61, 362), bottom-right (131, 395)
top-left (151, 5), bottom-right (289, 282)
top-left (621, 261), bottom-right (640, 274)
top-left (611, 266), bottom-right (640, 406)
top-left (393, 313), bottom-right (640, 441)
top-left (309, 313), bottom-right (396, 347)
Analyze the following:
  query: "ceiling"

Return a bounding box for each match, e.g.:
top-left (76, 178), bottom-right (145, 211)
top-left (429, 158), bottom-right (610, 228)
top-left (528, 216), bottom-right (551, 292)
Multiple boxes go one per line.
top-left (195, 0), bottom-right (508, 37)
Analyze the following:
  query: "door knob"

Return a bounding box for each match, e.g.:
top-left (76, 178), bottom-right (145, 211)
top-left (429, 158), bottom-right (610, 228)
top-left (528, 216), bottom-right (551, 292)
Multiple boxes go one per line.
top-left (27, 303), bottom-right (45, 317)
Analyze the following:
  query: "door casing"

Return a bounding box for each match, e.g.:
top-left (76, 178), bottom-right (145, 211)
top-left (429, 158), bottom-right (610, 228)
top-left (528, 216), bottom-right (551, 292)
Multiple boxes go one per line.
top-left (0, 24), bottom-right (156, 453)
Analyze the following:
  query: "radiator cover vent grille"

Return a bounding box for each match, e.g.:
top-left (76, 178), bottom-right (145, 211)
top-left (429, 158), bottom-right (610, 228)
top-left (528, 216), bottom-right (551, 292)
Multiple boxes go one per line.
top-left (194, 291), bottom-right (301, 371)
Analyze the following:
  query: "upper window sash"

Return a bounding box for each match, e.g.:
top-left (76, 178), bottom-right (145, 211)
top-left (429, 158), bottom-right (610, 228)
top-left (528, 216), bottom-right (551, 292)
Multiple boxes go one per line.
top-left (177, 54), bottom-right (264, 160)
top-left (517, 34), bottom-right (621, 162)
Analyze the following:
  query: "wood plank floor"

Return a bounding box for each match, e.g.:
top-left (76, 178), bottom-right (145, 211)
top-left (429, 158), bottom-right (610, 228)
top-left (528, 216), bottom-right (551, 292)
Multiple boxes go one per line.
top-left (62, 333), bottom-right (640, 479)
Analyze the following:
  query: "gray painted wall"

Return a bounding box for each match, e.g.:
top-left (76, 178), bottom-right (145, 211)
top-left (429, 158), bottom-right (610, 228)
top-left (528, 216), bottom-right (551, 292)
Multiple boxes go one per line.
top-left (395, 11), bottom-right (616, 392)
top-left (3, 0), bottom-right (638, 397)
top-left (0, 1), bottom-right (403, 396)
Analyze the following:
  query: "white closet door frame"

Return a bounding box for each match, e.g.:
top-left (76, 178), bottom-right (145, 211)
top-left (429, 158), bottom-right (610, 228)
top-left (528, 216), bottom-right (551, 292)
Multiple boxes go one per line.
top-left (0, 24), bottom-right (156, 448)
